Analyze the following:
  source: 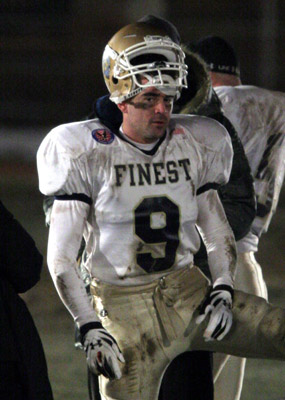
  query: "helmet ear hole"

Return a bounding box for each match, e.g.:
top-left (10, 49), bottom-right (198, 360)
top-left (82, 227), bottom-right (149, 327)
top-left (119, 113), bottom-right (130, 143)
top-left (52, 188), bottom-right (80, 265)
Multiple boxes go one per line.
top-left (112, 77), bottom-right (118, 85)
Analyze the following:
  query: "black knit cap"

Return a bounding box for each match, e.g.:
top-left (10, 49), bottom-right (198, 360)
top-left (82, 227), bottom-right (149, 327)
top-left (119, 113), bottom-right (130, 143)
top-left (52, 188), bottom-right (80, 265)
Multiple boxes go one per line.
top-left (187, 36), bottom-right (240, 76)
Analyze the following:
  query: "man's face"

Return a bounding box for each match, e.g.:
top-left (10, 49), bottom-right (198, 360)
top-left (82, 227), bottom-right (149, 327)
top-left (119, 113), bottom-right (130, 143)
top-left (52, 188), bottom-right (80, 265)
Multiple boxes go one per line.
top-left (118, 86), bottom-right (174, 144)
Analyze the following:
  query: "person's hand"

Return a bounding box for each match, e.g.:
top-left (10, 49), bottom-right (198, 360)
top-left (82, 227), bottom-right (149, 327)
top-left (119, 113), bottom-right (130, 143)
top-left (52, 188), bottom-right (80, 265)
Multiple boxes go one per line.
top-left (81, 322), bottom-right (125, 380)
top-left (196, 285), bottom-right (233, 341)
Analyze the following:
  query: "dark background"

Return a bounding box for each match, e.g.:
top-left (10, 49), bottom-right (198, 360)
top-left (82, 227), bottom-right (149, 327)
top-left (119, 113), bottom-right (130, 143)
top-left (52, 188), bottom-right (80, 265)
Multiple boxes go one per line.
top-left (1, 0), bottom-right (285, 127)
top-left (0, 1), bottom-right (284, 399)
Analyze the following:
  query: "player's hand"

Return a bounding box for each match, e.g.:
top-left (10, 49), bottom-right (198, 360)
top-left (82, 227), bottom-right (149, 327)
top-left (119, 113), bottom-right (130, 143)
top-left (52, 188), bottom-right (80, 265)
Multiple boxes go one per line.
top-left (81, 322), bottom-right (125, 380)
top-left (196, 285), bottom-right (233, 342)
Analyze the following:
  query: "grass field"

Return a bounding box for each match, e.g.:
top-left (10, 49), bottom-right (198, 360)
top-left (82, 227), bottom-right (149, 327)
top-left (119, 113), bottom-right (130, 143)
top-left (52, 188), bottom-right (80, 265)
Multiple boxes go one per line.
top-left (0, 149), bottom-right (284, 400)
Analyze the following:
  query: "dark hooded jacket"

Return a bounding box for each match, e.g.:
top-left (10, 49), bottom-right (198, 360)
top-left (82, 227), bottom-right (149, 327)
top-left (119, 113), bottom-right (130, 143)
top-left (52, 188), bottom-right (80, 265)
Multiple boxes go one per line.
top-left (0, 200), bottom-right (53, 399)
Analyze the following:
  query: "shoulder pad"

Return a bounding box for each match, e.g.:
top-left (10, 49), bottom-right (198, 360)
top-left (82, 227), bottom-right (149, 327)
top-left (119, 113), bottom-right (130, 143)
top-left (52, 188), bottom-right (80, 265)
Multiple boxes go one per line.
top-left (37, 119), bottom-right (111, 195)
top-left (171, 114), bottom-right (230, 151)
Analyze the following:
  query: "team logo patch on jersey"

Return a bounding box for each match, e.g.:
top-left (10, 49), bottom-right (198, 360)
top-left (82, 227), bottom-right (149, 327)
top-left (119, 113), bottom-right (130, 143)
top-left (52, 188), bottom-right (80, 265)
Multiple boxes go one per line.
top-left (92, 129), bottom-right (114, 144)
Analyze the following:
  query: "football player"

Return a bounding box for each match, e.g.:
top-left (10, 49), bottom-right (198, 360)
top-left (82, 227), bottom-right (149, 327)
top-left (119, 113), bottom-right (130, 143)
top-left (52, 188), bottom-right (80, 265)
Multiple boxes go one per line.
top-left (189, 35), bottom-right (285, 400)
top-left (37, 22), bottom-right (285, 400)
top-left (86, 16), bottom-right (256, 400)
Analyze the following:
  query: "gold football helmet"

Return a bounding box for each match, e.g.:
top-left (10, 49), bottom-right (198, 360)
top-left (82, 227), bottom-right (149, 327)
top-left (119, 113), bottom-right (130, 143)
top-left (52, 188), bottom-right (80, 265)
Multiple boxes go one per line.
top-left (102, 22), bottom-right (188, 104)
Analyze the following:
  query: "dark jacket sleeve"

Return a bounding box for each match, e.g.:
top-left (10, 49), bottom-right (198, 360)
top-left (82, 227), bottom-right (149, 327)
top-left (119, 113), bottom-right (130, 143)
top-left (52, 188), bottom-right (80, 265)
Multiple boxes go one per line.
top-left (194, 116), bottom-right (256, 277)
top-left (192, 90), bottom-right (256, 277)
top-left (0, 277), bottom-right (54, 398)
top-left (213, 113), bottom-right (256, 240)
top-left (194, 90), bottom-right (256, 240)
top-left (0, 200), bottom-right (43, 293)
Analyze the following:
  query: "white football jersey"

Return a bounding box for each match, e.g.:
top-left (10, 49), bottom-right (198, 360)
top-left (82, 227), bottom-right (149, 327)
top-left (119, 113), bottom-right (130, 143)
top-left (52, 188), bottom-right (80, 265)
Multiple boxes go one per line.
top-left (38, 114), bottom-right (233, 286)
top-left (215, 85), bottom-right (285, 252)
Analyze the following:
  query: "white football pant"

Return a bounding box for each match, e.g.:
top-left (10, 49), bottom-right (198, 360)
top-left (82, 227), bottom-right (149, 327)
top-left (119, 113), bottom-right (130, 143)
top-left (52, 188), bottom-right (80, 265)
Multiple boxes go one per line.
top-left (90, 264), bottom-right (284, 400)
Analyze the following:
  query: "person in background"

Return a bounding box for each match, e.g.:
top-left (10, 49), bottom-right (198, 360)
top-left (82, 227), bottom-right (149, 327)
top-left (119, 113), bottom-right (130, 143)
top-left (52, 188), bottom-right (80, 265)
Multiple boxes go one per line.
top-left (189, 35), bottom-right (285, 400)
top-left (0, 199), bottom-right (54, 400)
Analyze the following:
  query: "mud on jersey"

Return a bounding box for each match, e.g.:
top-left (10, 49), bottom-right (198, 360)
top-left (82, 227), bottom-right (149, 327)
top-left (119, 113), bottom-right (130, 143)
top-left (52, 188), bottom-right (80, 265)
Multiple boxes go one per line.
top-left (216, 85), bottom-right (285, 252)
top-left (37, 114), bottom-right (233, 285)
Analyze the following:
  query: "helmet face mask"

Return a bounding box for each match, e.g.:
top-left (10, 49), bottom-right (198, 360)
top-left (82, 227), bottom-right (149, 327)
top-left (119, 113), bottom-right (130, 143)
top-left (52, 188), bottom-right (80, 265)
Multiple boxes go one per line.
top-left (102, 24), bottom-right (188, 104)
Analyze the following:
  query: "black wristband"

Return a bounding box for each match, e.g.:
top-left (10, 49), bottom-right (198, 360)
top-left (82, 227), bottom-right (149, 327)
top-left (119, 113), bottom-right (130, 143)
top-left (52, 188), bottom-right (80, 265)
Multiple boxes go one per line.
top-left (213, 284), bottom-right (234, 298)
top-left (79, 321), bottom-right (103, 344)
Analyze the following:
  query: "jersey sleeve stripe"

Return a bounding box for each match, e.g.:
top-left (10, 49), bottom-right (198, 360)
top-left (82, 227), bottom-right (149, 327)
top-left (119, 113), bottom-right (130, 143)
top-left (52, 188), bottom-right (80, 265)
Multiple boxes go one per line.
top-left (55, 193), bottom-right (92, 205)
top-left (197, 182), bottom-right (220, 195)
